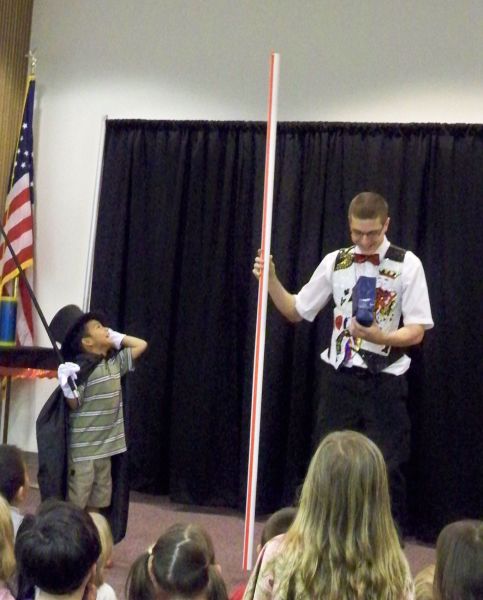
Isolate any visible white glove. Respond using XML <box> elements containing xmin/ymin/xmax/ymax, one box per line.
<box><xmin>58</xmin><ymin>362</ymin><xmax>80</xmax><ymax>399</ymax></box>
<box><xmin>108</xmin><ymin>328</ymin><xmax>125</xmax><ymax>350</ymax></box>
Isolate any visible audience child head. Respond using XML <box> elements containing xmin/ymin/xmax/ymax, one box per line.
<box><xmin>259</xmin><ymin>506</ymin><xmax>297</xmax><ymax>551</ymax></box>
<box><xmin>264</xmin><ymin>430</ymin><xmax>412</xmax><ymax>598</ymax></box>
<box><xmin>166</xmin><ymin>523</ymin><xmax>216</xmax><ymax>566</ymax></box>
<box><xmin>15</xmin><ymin>500</ymin><xmax>100</xmax><ymax>599</ymax></box>
<box><xmin>229</xmin><ymin>507</ymin><xmax>298</xmax><ymax>600</ymax></box>
<box><xmin>0</xmin><ymin>444</ymin><xmax>29</xmax><ymax>539</ymax></box>
<box><xmin>126</xmin><ymin>523</ymin><xmax>228</xmax><ymax>600</ymax></box>
<box><xmin>0</xmin><ymin>495</ymin><xmax>16</xmax><ymax>592</ymax></box>
<box><xmin>88</xmin><ymin>512</ymin><xmax>114</xmax><ymax>589</ymax></box>
<box><xmin>433</xmin><ymin>520</ymin><xmax>483</xmax><ymax>600</ymax></box>
<box><xmin>166</xmin><ymin>523</ymin><xmax>227</xmax><ymax>599</ymax></box>
<box><xmin>0</xmin><ymin>444</ymin><xmax>29</xmax><ymax>507</ymax></box>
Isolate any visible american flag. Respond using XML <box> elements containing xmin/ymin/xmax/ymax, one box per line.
<box><xmin>0</xmin><ymin>77</ymin><xmax>36</xmax><ymax>346</ymax></box>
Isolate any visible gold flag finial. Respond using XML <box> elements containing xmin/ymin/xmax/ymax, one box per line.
<box><xmin>26</xmin><ymin>49</ymin><xmax>37</xmax><ymax>76</ymax></box>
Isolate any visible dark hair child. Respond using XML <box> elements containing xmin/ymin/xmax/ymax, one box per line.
<box><xmin>126</xmin><ymin>523</ymin><xmax>228</xmax><ymax>600</ymax></box>
<box><xmin>15</xmin><ymin>500</ymin><xmax>100</xmax><ymax>598</ymax></box>
<box><xmin>0</xmin><ymin>444</ymin><xmax>29</xmax><ymax>537</ymax></box>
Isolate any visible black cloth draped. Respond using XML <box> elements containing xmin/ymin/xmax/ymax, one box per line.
<box><xmin>91</xmin><ymin>120</ymin><xmax>483</xmax><ymax>541</ymax></box>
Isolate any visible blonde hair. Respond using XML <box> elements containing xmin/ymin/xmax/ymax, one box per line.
<box><xmin>89</xmin><ymin>512</ymin><xmax>113</xmax><ymax>587</ymax></box>
<box><xmin>414</xmin><ymin>564</ymin><xmax>435</xmax><ymax>600</ymax></box>
<box><xmin>433</xmin><ymin>520</ymin><xmax>483</xmax><ymax>600</ymax></box>
<box><xmin>0</xmin><ymin>494</ymin><xmax>15</xmax><ymax>581</ymax></box>
<box><xmin>271</xmin><ymin>431</ymin><xmax>411</xmax><ymax>599</ymax></box>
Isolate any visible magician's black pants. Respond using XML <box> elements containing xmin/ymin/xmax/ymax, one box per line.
<box><xmin>314</xmin><ymin>363</ymin><xmax>411</xmax><ymax>534</ymax></box>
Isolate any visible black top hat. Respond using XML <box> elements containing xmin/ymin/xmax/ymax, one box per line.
<box><xmin>49</xmin><ymin>305</ymin><xmax>106</xmax><ymax>360</ymax></box>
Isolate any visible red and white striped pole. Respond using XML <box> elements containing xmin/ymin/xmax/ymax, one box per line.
<box><xmin>243</xmin><ymin>52</ymin><xmax>280</xmax><ymax>571</ymax></box>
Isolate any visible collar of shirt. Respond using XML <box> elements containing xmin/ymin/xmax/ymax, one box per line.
<box><xmin>354</xmin><ymin>235</ymin><xmax>390</xmax><ymax>259</ymax></box>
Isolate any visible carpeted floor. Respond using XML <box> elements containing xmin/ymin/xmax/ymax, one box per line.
<box><xmin>23</xmin><ymin>454</ymin><xmax>436</xmax><ymax>599</ymax></box>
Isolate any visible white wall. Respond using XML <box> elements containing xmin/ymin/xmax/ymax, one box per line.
<box><xmin>7</xmin><ymin>0</ymin><xmax>482</xmax><ymax>451</ymax></box>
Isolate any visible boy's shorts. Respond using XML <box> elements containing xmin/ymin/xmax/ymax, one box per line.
<box><xmin>67</xmin><ymin>455</ymin><xmax>112</xmax><ymax>509</ymax></box>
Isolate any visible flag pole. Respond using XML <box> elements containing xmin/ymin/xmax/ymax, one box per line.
<box><xmin>243</xmin><ymin>52</ymin><xmax>280</xmax><ymax>571</ymax></box>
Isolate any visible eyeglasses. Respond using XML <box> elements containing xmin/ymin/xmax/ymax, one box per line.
<box><xmin>350</xmin><ymin>226</ymin><xmax>385</xmax><ymax>240</ymax></box>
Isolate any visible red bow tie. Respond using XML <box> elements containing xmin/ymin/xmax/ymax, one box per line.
<box><xmin>353</xmin><ymin>253</ymin><xmax>380</xmax><ymax>266</ymax></box>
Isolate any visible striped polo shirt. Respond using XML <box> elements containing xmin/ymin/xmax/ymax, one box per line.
<box><xmin>68</xmin><ymin>348</ymin><xmax>133</xmax><ymax>462</ymax></box>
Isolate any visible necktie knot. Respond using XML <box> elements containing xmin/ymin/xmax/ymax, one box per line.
<box><xmin>353</xmin><ymin>253</ymin><xmax>380</xmax><ymax>266</ymax></box>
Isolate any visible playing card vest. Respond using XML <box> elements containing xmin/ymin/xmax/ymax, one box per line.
<box><xmin>329</xmin><ymin>244</ymin><xmax>406</xmax><ymax>373</ymax></box>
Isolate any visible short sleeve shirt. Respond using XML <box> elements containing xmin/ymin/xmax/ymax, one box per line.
<box><xmin>294</xmin><ymin>237</ymin><xmax>434</xmax><ymax>374</ymax></box>
<box><xmin>68</xmin><ymin>348</ymin><xmax>133</xmax><ymax>462</ymax></box>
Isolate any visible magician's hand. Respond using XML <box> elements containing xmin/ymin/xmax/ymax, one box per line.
<box><xmin>253</xmin><ymin>249</ymin><xmax>276</xmax><ymax>282</ymax></box>
<box><xmin>349</xmin><ymin>319</ymin><xmax>388</xmax><ymax>345</ymax></box>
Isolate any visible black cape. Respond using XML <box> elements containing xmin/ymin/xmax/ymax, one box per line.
<box><xmin>36</xmin><ymin>353</ymin><xmax>130</xmax><ymax>543</ymax></box>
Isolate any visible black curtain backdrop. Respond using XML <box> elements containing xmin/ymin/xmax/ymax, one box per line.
<box><xmin>91</xmin><ymin>120</ymin><xmax>483</xmax><ymax>541</ymax></box>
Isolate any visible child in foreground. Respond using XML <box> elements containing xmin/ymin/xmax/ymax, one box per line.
<box><xmin>433</xmin><ymin>519</ymin><xmax>482</xmax><ymax>600</ymax></box>
<box><xmin>126</xmin><ymin>522</ymin><xmax>228</xmax><ymax>599</ymax></box>
<box><xmin>0</xmin><ymin>444</ymin><xmax>29</xmax><ymax>538</ymax></box>
<box><xmin>244</xmin><ymin>431</ymin><xmax>414</xmax><ymax>599</ymax></box>
<box><xmin>15</xmin><ymin>500</ymin><xmax>100</xmax><ymax>600</ymax></box>
<box><xmin>230</xmin><ymin>507</ymin><xmax>297</xmax><ymax>600</ymax></box>
<box><xmin>89</xmin><ymin>512</ymin><xmax>117</xmax><ymax>600</ymax></box>
<box><xmin>0</xmin><ymin>495</ymin><xmax>16</xmax><ymax>600</ymax></box>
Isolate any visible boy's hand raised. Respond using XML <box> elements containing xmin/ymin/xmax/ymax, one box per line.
<box><xmin>107</xmin><ymin>328</ymin><xmax>125</xmax><ymax>349</ymax></box>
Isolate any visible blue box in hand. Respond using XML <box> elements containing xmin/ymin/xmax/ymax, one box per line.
<box><xmin>352</xmin><ymin>276</ymin><xmax>377</xmax><ymax>327</ymax></box>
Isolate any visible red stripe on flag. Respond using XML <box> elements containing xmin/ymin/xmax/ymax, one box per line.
<box><xmin>1</xmin><ymin>215</ymin><xmax>34</xmax><ymax>253</ymax></box>
<box><xmin>3</xmin><ymin>186</ymin><xmax>31</xmax><ymax>221</ymax></box>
